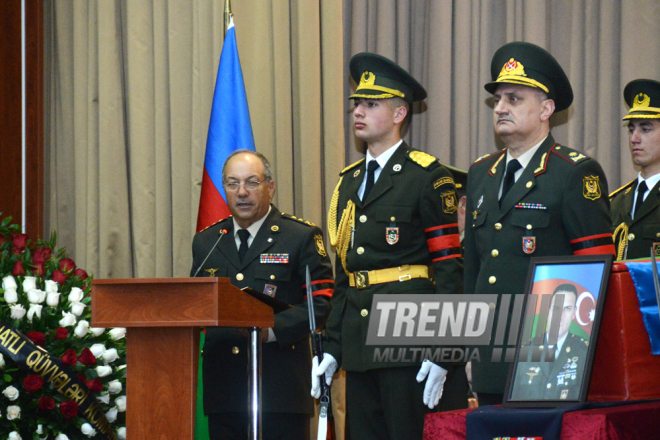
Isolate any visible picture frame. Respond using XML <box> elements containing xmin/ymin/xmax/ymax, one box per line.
<box><xmin>503</xmin><ymin>254</ymin><xmax>613</xmax><ymax>407</ymax></box>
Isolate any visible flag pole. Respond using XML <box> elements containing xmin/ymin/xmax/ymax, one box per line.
<box><xmin>224</xmin><ymin>0</ymin><xmax>232</xmax><ymax>36</ymax></box>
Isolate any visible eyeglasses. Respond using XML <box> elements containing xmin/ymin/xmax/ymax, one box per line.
<box><xmin>223</xmin><ymin>179</ymin><xmax>269</xmax><ymax>192</ymax></box>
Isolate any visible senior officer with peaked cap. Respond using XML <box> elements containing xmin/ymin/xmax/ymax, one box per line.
<box><xmin>463</xmin><ymin>42</ymin><xmax>615</xmax><ymax>406</ymax></box>
<box><xmin>312</xmin><ymin>53</ymin><xmax>468</xmax><ymax>440</ymax></box>
<box><xmin>611</xmin><ymin>79</ymin><xmax>660</xmax><ymax>260</ymax></box>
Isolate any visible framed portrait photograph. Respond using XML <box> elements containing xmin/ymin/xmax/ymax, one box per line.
<box><xmin>503</xmin><ymin>254</ymin><xmax>613</xmax><ymax>407</ymax></box>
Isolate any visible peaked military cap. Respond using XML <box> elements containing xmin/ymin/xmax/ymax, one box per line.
<box><xmin>623</xmin><ymin>79</ymin><xmax>660</xmax><ymax>120</ymax></box>
<box><xmin>349</xmin><ymin>53</ymin><xmax>427</xmax><ymax>104</ymax></box>
<box><xmin>485</xmin><ymin>42</ymin><xmax>573</xmax><ymax>112</ymax></box>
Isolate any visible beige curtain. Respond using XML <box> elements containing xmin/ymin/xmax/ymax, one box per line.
<box><xmin>44</xmin><ymin>0</ymin><xmax>345</xmax><ymax>279</ymax></box>
<box><xmin>344</xmin><ymin>0</ymin><xmax>660</xmax><ymax>192</ymax></box>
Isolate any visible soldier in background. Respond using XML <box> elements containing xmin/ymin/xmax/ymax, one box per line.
<box><xmin>611</xmin><ymin>79</ymin><xmax>660</xmax><ymax>260</ymax></box>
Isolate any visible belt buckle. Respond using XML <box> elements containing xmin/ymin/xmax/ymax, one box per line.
<box><xmin>354</xmin><ymin>271</ymin><xmax>370</xmax><ymax>289</ymax></box>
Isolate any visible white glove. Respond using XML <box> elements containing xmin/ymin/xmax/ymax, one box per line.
<box><xmin>311</xmin><ymin>353</ymin><xmax>338</xmax><ymax>399</ymax></box>
<box><xmin>416</xmin><ymin>360</ymin><xmax>447</xmax><ymax>409</ymax></box>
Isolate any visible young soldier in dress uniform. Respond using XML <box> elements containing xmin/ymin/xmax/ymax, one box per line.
<box><xmin>191</xmin><ymin>150</ymin><xmax>334</xmax><ymax>440</ymax></box>
<box><xmin>463</xmin><ymin>42</ymin><xmax>615</xmax><ymax>406</ymax></box>
<box><xmin>311</xmin><ymin>53</ymin><xmax>467</xmax><ymax>439</ymax></box>
<box><xmin>511</xmin><ymin>284</ymin><xmax>588</xmax><ymax>401</ymax></box>
<box><xmin>611</xmin><ymin>79</ymin><xmax>660</xmax><ymax>260</ymax></box>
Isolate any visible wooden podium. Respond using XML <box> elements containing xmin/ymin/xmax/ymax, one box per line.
<box><xmin>91</xmin><ymin>277</ymin><xmax>274</xmax><ymax>440</ymax></box>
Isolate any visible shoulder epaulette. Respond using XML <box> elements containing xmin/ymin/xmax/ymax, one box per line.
<box><xmin>339</xmin><ymin>159</ymin><xmax>365</xmax><ymax>176</ymax></box>
<box><xmin>281</xmin><ymin>212</ymin><xmax>316</xmax><ymax>227</ymax></box>
<box><xmin>471</xmin><ymin>150</ymin><xmax>505</xmax><ymax>167</ymax></box>
<box><xmin>609</xmin><ymin>179</ymin><xmax>636</xmax><ymax>199</ymax></box>
<box><xmin>198</xmin><ymin>216</ymin><xmax>231</xmax><ymax>233</ymax></box>
<box><xmin>408</xmin><ymin>150</ymin><xmax>438</xmax><ymax>168</ymax></box>
<box><xmin>550</xmin><ymin>144</ymin><xmax>590</xmax><ymax>165</ymax></box>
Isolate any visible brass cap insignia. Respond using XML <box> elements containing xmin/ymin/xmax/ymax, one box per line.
<box><xmin>634</xmin><ymin>92</ymin><xmax>651</xmax><ymax>108</ymax></box>
<box><xmin>499</xmin><ymin>58</ymin><xmax>527</xmax><ymax>78</ymax></box>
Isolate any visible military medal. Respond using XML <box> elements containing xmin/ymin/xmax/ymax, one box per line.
<box><xmin>653</xmin><ymin>242</ymin><xmax>660</xmax><ymax>257</ymax></box>
<box><xmin>386</xmin><ymin>224</ymin><xmax>399</xmax><ymax>245</ymax></box>
<box><xmin>522</xmin><ymin>236</ymin><xmax>536</xmax><ymax>254</ymax></box>
<box><xmin>264</xmin><ymin>284</ymin><xmax>277</xmax><ymax>297</ymax></box>
<box><xmin>204</xmin><ymin>268</ymin><xmax>219</xmax><ymax>277</ymax></box>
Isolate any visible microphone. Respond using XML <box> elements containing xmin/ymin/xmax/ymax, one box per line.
<box><xmin>193</xmin><ymin>228</ymin><xmax>228</xmax><ymax>277</ymax></box>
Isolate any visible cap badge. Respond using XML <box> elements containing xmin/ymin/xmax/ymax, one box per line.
<box><xmin>634</xmin><ymin>92</ymin><xmax>651</xmax><ymax>108</ymax></box>
<box><xmin>499</xmin><ymin>58</ymin><xmax>527</xmax><ymax>79</ymax></box>
<box><xmin>359</xmin><ymin>71</ymin><xmax>376</xmax><ymax>87</ymax></box>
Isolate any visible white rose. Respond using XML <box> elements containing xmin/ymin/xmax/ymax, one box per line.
<box><xmin>46</xmin><ymin>291</ymin><xmax>60</xmax><ymax>306</ymax></box>
<box><xmin>116</xmin><ymin>427</ymin><xmax>126</xmax><ymax>440</ymax></box>
<box><xmin>97</xmin><ymin>393</ymin><xmax>110</xmax><ymax>404</ymax></box>
<box><xmin>45</xmin><ymin>280</ymin><xmax>58</xmax><ymax>293</ymax></box>
<box><xmin>55</xmin><ymin>435</ymin><xmax>70</xmax><ymax>440</ymax></box>
<box><xmin>27</xmin><ymin>289</ymin><xmax>46</xmax><ymax>304</ymax></box>
<box><xmin>36</xmin><ymin>424</ymin><xmax>44</xmax><ymax>434</ymax></box>
<box><xmin>0</xmin><ymin>353</ymin><xmax>5</xmax><ymax>368</ymax></box>
<box><xmin>22</xmin><ymin>276</ymin><xmax>37</xmax><ymax>292</ymax></box>
<box><xmin>117</xmin><ymin>364</ymin><xmax>127</xmax><ymax>378</ymax></box>
<box><xmin>2</xmin><ymin>276</ymin><xmax>17</xmax><ymax>291</ymax></box>
<box><xmin>68</xmin><ymin>287</ymin><xmax>84</xmax><ymax>303</ymax></box>
<box><xmin>105</xmin><ymin>407</ymin><xmax>118</xmax><ymax>423</ymax></box>
<box><xmin>89</xmin><ymin>343</ymin><xmax>106</xmax><ymax>358</ymax></box>
<box><xmin>115</xmin><ymin>395</ymin><xmax>126</xmax><ymax>412</ymax></box>
<box><xmin>90</xmin><ymin>327</ymin><xmax>105</xmax><ymax>337</ymax></box>
<box><xmin>102</xmin><ymin>348</ymin><xmax>119</xmax><ymax>364</ymax></box>
<box><xmin>109</xmin><ymin>328</ymin><xmax>126</xmax><ymax>341</ymax></box>
<box><xmin>96</xmin><ymin>366</ymin><xmax>112</xmax><ymax>378</ymax></box>
<box><xmin>8</xmin><ymin>431</ymin><xmax>21</xmax><ymax>440</ymax></box>
<box><xmin>59</xmin><ymin>311</ymin><xmax>76</xmax><ymax>327</ymax></box>
<box><xmin>70</xmin><ymin>301</ymin><xmax>86</xmax><ymax>316</ymax></box>
<box><xmin>3</xmin><ymin>386</ymin><xmax>19</xmax><ymax>401</ymax></box>
<box><xmin>10</xmin><ymin>304</ymin><xmax>26</xmax><ymax>320</ymax></box>
<box><xmin>107</xmin><ymin>380</ymin><xmax>122</xmax><ymax>394</ymax></box>
<box><xmin>6</xmin><ymin>405</ymin><xmax>20</xmax><ymax>420</ymax></box>
<box><xmin>74</xmin><ymin>320</ymin><xmax>90</xmax><ymax>338</ymax></box>
<box><xmin>27</xmin><ymin>304</ymin><xmax>43</xmax><ymax>322</ymax></box>
<box><xmin>4</xmin><ymin>289</ymin><xmax>18</xmax><ymax>304</ymax></box>
<box><xmin>81</xmin><ymin>423</ymin><xmax>96</xmax><ymax>437</ymax></box>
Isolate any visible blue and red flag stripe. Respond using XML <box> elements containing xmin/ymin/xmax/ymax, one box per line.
<box><xmin>570</xmin><ymin>233</ymin><xmax>616</xmax><ymax>256</ymax></box>
<box><xmin>425</xmin><ymin>224</ymin><xmax>461</xmax><ymax>262</ymax></box>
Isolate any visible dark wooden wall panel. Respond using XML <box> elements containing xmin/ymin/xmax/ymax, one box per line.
<box><xmin>0</xmin><ymin>0</ymin><xmax>44</xmax><ymax>238</ymax></box>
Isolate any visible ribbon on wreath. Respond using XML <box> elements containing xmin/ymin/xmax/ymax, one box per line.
<box><xmin>0</xmin><ymin>321</ymin><xmax>116</xmax><ymax>440</ymax></box>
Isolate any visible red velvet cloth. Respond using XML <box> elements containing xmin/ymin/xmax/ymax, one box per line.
<box><xmin>423</xmin><ymin>401</ymin><xmax>660</xmax><ymax>440</ymax></box>
<box><xmin>588</xmin><ymin>263</ymin><xmax>660</xmax><ymax>401</ymax></box>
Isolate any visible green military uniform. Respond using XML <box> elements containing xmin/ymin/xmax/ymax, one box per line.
<box><xmin>464</xmin><ymin>42</ymin><xmax>615</xmax><ymax>398</ymax></box>
<box><xmin>611</xmin><ymin>79</ymin><xmax>660</xmax><ymax>260</ymax></box>
<box><xmin>190</xmin><ymin>206</ymin><xmax>334</xmax><ymax>433</ymax></box>
<box><xmin>324</xmin><ymin>53</ymin><xmax>467</xmax><ymax>440</ymax></box>
<box><xmin>511</xmin><ymin>332</ymin><xmax>588</xmax><ymax>401</ymax></box>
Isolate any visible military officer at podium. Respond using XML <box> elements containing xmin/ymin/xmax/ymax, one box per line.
<box><xmin>463</xmin><ymin>42</ymin><xmax>615</xmax><ymax>406</ymax></box>
<box><xmin>312</xmin><ymin>53</ymin><xmax>467</xmax><ymax>440</ymax></box>
<box><xmin>611</xmin><ymin>79</ymin><xmax>660</xmax><ymax>260</ymax></box>
<box><xmin>191</xmin><ymin>150</ymin><xmax>334</xmax><ymax>440</ymax></box>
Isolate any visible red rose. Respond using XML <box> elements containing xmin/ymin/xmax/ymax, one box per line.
<box><xmin>77</xmin><ymin>373</ymin><xmax>87</xmax><ymax>383</ymax></box>
<box><xmin>33</xmin><ymin>247</ymin><xmax>52</xmax><ymax>264</ymax></box>
<box><xmin>54</xmin><ymin>327</ymin><xmax>69</xmax><ymax>340</ymax></box>
<box><xmin>60</xmin><ymin>348</ymin><xmax>77</xmax><ymax>366</ymax></box>
<box><xmin>86</xmin><ymin>378</ymin><xmax>103</xmax><ymax>393</ymax></box>
<box><xmin>59</xmin><ymin>258</ymin><xmax>76</xmax><ymax>272</ymax></box>
<box><xmin>38</xmin><ymin>395</ymin><xmax>55</xmax><ymax>411</ymax></box>
<box><xmin>11</xmin><ymin>260</ymin><xmax>25</xmax><ymax>276</ymax></box>
<box><xmin>34</xmin><ymin>261</ymin><xmax>45</xmax><ymax>277</ymax></box>
<box><xmin>59</xmin><ymin>400</ymin><xmax>79</xmax><ymax>419</ymax></box>
<box><xmin>26</xmin><ymin>331</ymin><xmax>46</xmax><ymax>347</ymax></box>
<box><xmin>23</xmin><ymin>375</ymin><xmax>44</xmax><ymax>392</ymax></box>
<box><xmin>73</xmin><ymin>268</ymin><xmax>89</xmax><ymax>280</ymax></box>
<box><xmin>51</xmin><ymin>270</ymin><xmax>67</xmax><ymax>284</ymax></box>
<box><xmin>11</xmin><ymin>246</ymin><xmax>23</xmax><ymax>255</ymax></box>
<box><xmin>78</xmin><ymin>348</ymin><xmax>97</xmax><ymax>366</ymax></box>
<box><xmin>12</xmin><ymin>233</ymin><xmax>28</xmax><ymax>249</ymax></box>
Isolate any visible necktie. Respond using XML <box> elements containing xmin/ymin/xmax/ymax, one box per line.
<box><xmin>632</xmin><ymin>181</ymin><xmax>648</xmax><ymax>220</ymax></box>
<box><xmin>363</xmin><ymin>160</ymin><xmax>380</xmax><ymax>201</ymax></box>
<box><xmin>500</xmin><ymin>159</ymin><xmax>522</xmax><ymax>206</ymax></box>
<box><xmin>237</xmin><ymin>229</ymin><xmax>250</xmax><ymax>262</ymax></box>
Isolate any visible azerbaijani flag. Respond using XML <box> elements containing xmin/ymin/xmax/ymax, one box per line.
<box><xmin>196</xmin><ymin>16</ymin><xmax>255</xmax><ymax>233</ymax></box>
<box><xmin>195</xmin><ymin>16</ymin><xmax>255</xmax><ymax>440</ymax></box>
